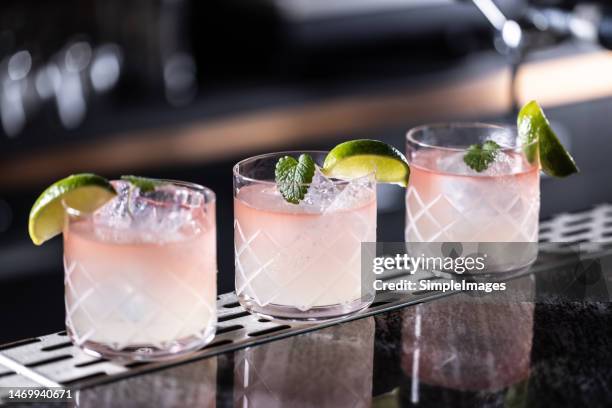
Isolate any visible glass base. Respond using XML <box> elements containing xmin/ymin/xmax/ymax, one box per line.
<box><xmin>69</xmin><ymin>325</ymin><xmax>216</xmax><ymax>362</ymax></box>
<box><xmin>238</xmin><ymin>294</ymin><xmax>373</xmax><ymax>323</ymax></box>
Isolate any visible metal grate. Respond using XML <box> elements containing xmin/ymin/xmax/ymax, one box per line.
<box><xmin>539</xmin><ymin>204</ymin><xmax>612</xmax><ymax>243</ymax></box>
<box><xmin>1</xmin><ymin>203</ymin><xmax>612</xmax><ymax>397</ymax></box>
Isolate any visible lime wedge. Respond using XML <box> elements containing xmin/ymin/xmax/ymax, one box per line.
<box><xmin>518</xmin><ymin>100</ymin><xmax>579</xmax><ymax>177</ymax></box>
<box><xmin>323</xmin><ymin>139</ymin><xmax>410</xmax><ymax>186</ymax></box>
<box><xmin>29</xmin><ymin>173</ymin><xmax>116</xmax><ymax>245</ymax></box>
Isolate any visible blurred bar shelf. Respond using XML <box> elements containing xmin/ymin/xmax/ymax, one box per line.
<box><xmin>2</xmin><ymin>43</ymin><xmax>612</xmax><ymax>188</ymax></box>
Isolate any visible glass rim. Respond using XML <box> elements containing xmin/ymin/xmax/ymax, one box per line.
<box><xmin>62</xmin><ymin>178</ymin><xmax>216</xmax><ymax>218</ymax></box>
<box><xmin>406</xmin><ymin>122</ymin><xmax>538</xmax><ymax>152</ymax></box>
<box><xmin>233</xmin><ymin>150</ymin><xmax>375</xmax><ymax>186</ymax></box>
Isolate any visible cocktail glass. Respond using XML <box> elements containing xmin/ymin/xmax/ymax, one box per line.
<box><xmin>233</xmin><ymin>151</ymin><xmax>377</xmax><ymax>321</ymax></box>
<box><xmin>63</xmin><ymin>180</ymin><xmax>217</xmax><ymax>360</ymax></box>
<box><xmin>405</xmin><ymin>124</ymin><xmax>540</xmax><ymax>273</ymax></box>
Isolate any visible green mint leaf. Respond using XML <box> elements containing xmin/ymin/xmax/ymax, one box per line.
<box><xmin>463</xmin><ymin>140</ymin><xmax>501</xmax><ymax>172</ymax></box>
<box><xmin>275</xmin><ymin>154</ymin><xmax>315</xmax><ymax>204</ymax></box>
<box><xmin>120</xmin><ymin>175</ymin><xmax>161</xmax><ymax>193</ymax></box>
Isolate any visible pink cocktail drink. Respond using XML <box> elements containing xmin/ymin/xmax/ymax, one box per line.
<box><xmin>63</xmin><ymin>180</ymin><xmax>217</xmax><ymax>360</ymax></box>
<box><xmin>405</xmin><ymin>124</ymin><xmax>540</xmax><ymax>273</ymax></box>
<box><xmin>234</xmin><ymin>152</ymin><xmax>377</xmax><ymax>321</ymax></box>
<box><xmin>406</xmin><ymin>149</ymin><xmax>539</xmax><ymax>242</ymax></box>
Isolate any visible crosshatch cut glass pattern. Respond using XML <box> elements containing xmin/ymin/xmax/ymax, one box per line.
<box><xmin>233</xmin><ymin>151</ymin><xmax>377</xmax><ymax>321</ymax></box>
<box><xmin>405</xmin><ymin>124</ymin><xmax>540</xmax><ymax>243</ymax></box>
<box><xmin>63</xmin><ymin>180</ymin><xmax>217</xmax><ymax>360</ymax></box>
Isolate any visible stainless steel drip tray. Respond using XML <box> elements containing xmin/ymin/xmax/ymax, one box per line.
<box><xmin>0</xmin><ymin>290</ymin><xmax>447</xmax><ymax>393</ymax></box>
<box><xmin>1</xmin><ymin>203</ymin><xmax>611</xmax><ymax>396</ymax></box>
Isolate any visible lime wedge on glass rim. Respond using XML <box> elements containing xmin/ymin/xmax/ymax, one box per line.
<box><xmin>322</xmin><ymin>139</ymin><xmax>410</xmax><ymax>186</ymax></box>
<box><xmin>28</xmin><ymin>173</ymin><xmax>116</xmax><ymax>245</ymax></box>
<box><xmin>518</xmin><ymin>100</ymin><xmax>579</xmax><ymax>177</ymax></box>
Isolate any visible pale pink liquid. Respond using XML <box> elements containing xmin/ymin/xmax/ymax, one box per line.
<box><xmin>234</xmin><ymin>184</ymin><xmax>376</xmax><ymax>310</ymax></box>
<box><xmin>406</xmin><ymin>149</ymin><xmax>540</xmax><ymax>242</ymax></box>
<box><xmin>64</xmin><ymin>210</ymin><xmax>216</xmax><ymax>350</ymax></box>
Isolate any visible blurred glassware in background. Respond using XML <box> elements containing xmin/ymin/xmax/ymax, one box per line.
<box><xmin>4</xmin><ymin>0</ymin><xmax>611</xmax><ymax>141</ymax></box>
<box><xmin>0</xmin><ymin>41</ymin><xmax>122</xmax><ymax>136</ymax></box>
<box><xmin>1</xmin><ymin>50</ymin><xmax>31</xmax><ymax>136</ymax></box>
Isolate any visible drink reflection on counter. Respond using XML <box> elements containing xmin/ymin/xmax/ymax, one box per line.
<box><xmin>72</xmin><ymin>356</ymin><xmax>217</xmax><ymax>408</ymax></box>
<box><xmin>400</xmin><ymin>275</ymin><xmax>535</xmax><ymax>404</ymax></box>
<box><xmin>234</xmin><ymin>317</ymin><xmax>375</xmax><ymax>408</ymax></box>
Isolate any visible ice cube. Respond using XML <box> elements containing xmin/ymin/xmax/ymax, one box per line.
<box><xmin>437</xmin><ymin>151</ymin><xmax>472</xmax><ymax>175</ymax></box>
<box><xmin>326</xmin><ymin>174</ymin><xmax>374</xmax><ymax>213</ymax></box>
<box><xmin>482</xmin><ymin>150</ymin><xmax>519</xmax><ymax>176</ymax></box>
<box><xmin>438</xmin><ymin>150</ymin><xmax>526</xmax><ymax>220</ymax></box>
<box><xmin>93</xmin><ymin>180</ymin><xmax>132</xmax><ymax>232</ymax></box>
<box><xmin>93</xmin><ymin>181</ymin><xmax>204</xmax><ymax>243</ymax></box>
<box><xmin>437</xmin><ymin>149</ymin><xmax>521</xmax><ymax>177</ymax></box>
<box><xmin>300</xmin><ymin>167</ymin><xmax>341</xmax><ymax>212</ymax></box>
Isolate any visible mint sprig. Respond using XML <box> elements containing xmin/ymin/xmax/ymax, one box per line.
<box><xmin>463</xmin><ymin>140</ymin><xmax>501</xmax><ymax>172</ymax></box>
<box><xmin>120</xmin><ymin>175</ymin><xmax>161</xmax><ymax>193</ymax></box>
<box><xmin>275</xmin><ymin>154</ymin><xmax>315</xmax><ymax>204</ymax></box>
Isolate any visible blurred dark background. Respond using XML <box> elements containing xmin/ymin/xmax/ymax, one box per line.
<box><xmin>2</xmin><ymin>0</ymin><xmax>612</xmax><ymax>344</ymax></box>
